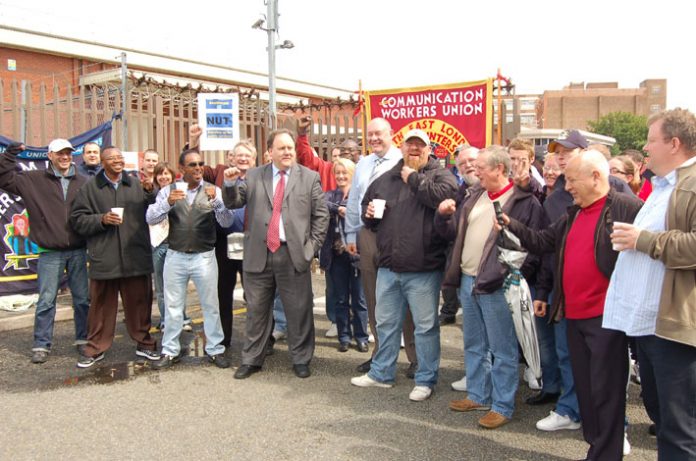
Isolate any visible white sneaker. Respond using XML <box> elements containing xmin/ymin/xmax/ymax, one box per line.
<box><xmin>368</xmin><ymin>333</ymin><xmax>375</xmax><ymax>344</ymax></box>
<box><xmin>624</xmin><ymin>433</ymin><xmax>631</xmax><ymax>456</ymax></box>
<box><xmin>400</xmin><ymin>334</ymin><xmax>405</xmax><ymax>348</ymax></box>
<box><xmin>325</xmin><ymin>323</ymin><xmax>338</xmax><ymax>338</ymax></box>
<box><xmin>272</xmin><ymin>330</ymin><xmax>286</xmax><ymax>341</ymax></box>
<box><xmin>536</xmin><ymin>411</ymin><xmax>581</xmax><ymax>431</ymax></box>
<box><xmin>409</xmin><ymin>385</ymin><xmax>432</xmax><ymax>401</ymax></box>
<box><xmin>451</xmin><ymin>376</ymin><xmax>467</xmax><ymax>392</ymax></box>
<box><xmin>524</xmin><ymin>366</ymin><xmax>542</xmax><ymax>390</ymax></box>
<box><xmin>350</xmin><ymin>374</ymin><xmax>393</xmax><ymax>388</ymax></box>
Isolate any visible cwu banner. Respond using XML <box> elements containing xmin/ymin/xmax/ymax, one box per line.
<box><xmin>0</xmin><ymin>121</ymin><xmax>113</xmax><ymax>294</ymax></box>
<box><xmin>364</xmin><ymin>79</ymin><xmax>493</xmax><ymax>160</ymax></box>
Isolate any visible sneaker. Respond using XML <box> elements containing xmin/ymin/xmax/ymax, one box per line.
<box><xmin>449</xmin><ymin>398</ymin><xmax>490</xmax><ymax>412</ymax></box>
<box><xmin>182</xmin><ymin>321</ymin><xmax>193</xmax><ymax>332</ymax></box>
<box><xmin>152</xmin><ymin>353</ymin><xmax>181</xmax><ymax>369</ymax></box>
<box><xmin>272</xmin><ymin>330</ymin><xmax>286</xmax><ymax>341</ymax></box>
<box><xmin>136</xmin><ymin>348</ymin><xmax>161</xmax><ymax>361</ymax></box>
<box><xmin>368</xmin><ymin>333</ymin><xmax>375</xmax><ymax>344</ymax></box>
<box><xmin>623</xmin><ymin>433</ymin><xmax>631</xmax><ymax>456</ymax></box>
<box><xmin>409</xmin><ymin>385</ymin><xmax>432</xmax><ymax>401</ymax></box>
<box><xmin>77</xmin><ymin>352</ymin><xmax>105</xmax><ymax>369</ymax></box>
<box><xmin>479</xmin><ymin>411</ymin><xmax>511</xmax><ymax>429</ymax></box>
<box><xmin>206</xmin><ymin>353</ymin><xmax>230</xmax><ymax>369</ymax></box>
<box><xmin>524</xmin><ymin>366</ymin><xmax>542</xmax><ymax>390</ymax></box>
<box><xmin>630</xmin><ymin>359</ymin><xmax>641</xmax><ymax>385</ymax></box>
<box><xmin>536</xmin><ymin>411</ymin><xmax>581</xmax><ymax>431</ymax></box>
<box><xmin>325</xmin><ymin>323</ymin><xmax>338</xmax><ymax>338</ymax></box>
<box><xmin>31</xmin><ymin>350</ymin><xmax>49</xmax><ymax>364</ymax></box>
<box><xmin>451</xmin><ymin>376</ymin><xmax>467</xmax><ymax>392</ymax></box>
<box><xmin>350</xmin><ymin>374</ymin><xmax>393</xmax><ymax>388</ymax></box>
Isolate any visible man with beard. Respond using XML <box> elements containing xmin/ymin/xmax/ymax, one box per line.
<box><xmin>146</xmin><ymin>149</ymin><xmax>234</xmax><ymax>369</ymax></box>
<box><xmin>350</xmin><ymin>129</ymin><xmax>458</xmax><ymax>401</ymax></box>
<box><xmin>70</xmin><ymin>146</ymin><xmax>159</xmax><ymax>368</ymax></box>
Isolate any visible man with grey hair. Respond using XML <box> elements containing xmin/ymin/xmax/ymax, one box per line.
<box><xmin>497</xmin><ymin>150</ymin><xmax>642</xmax><ymax>458</ymax></box>
<box><xmin>436</xmin><ymin>145</ymin><xmax>544</xmax><ymax>429</ymax></box>
<box><xmin>606</xmin><ymin>108</ymin><xmax>696</xmax><ymax>460</ymax></box>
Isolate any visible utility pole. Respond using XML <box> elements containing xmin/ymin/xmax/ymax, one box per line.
<box><xmin>267</xmin><ymin>0</ymin><xmax>278</xmax><ymax>129</ymax></box>
<box><xmin>120</xmin><ymin>52</ymin><xmax>128</xmax><ymax>150</ymax></box>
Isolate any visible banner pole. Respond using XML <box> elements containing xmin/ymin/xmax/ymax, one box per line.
<box><xmin>496</xmin><ymin>68</ymin><xmax>502</xmax><ymax>145</ymax></box>
<box><xmin>358</xmin><ymin>80</ymin><xmax>366</xmax><ymax>157</ymax></box>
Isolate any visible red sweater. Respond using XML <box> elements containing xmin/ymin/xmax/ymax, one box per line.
<box><xmin>562</xmin><ymin>196</ymin><xmax>609</xmax><ymax>319</ymax></box>
<box><xmin>296</xmin><ymin>134</ymin><xmax>336</xmax><ymax>192</ymax></box>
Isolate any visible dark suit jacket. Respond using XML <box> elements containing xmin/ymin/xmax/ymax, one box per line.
<box><xmin>224</xmin><ymin>163</ymin><xmax>329</xmax><ymax>273</ymax></box>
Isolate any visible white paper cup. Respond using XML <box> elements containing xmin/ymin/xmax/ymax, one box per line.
<box><xmin>111</xmin><ymin>207</ymin><xmax>124</xmax><ymax>221</ymax></box>
<box><xmin>612</xmin><ymin>221</ymin><xmax>627</xmax><ymax>251</ymax></box>
<box><xmin>372</xmin><ymin>199</ymin><xmax>386</xmax><ymax>219</ymax></box>
<box><xmin>175</xmin><ymin>182</ymin><xmax>187</xmax><ymax>191</ymax></box>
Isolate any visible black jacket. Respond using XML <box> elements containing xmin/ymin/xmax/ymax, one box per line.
<box><xmin>436</xmin><ymin>184</ymin><xmax>544</xmax><ymax>294</ymax></box>
<box><xmin>0</xmin><ymin>153</ymin><xmax>86</xmax><ymax>250</ymax></box>
<box><xmin>507</xmin><ymin>189</ymin><xmax>643</xmax><ymax>321</ymax></box>
<box><xmin>362</xmin><ymin>158</ymin><xmax>458</xmax><ymax>273</ymax></box>
<box><xmin>70</xmin><ymin>171</ymin><xmax>155</xmax><ymax>280</ymax></box>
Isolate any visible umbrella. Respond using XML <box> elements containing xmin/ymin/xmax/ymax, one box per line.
<box><xmin>497</xmin><ymin>226</ymin><xmax>542</xmax><ymax>383</ymax></box>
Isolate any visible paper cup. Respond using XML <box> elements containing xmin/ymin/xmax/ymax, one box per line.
<box><xmin>612</xmin><ymin>221</ymin><xmax>627</xmax><ymax>251</ymax></box>
<box><xmin>175</xmin><ymin>182</ymin><xmax>187</xmax><ymax>191</ymax></box>
<box><xmin>111</xmin><ymin>207</ymin><xmax>124</xmax><ymax>221</ymax></box>
<box><xmin>372</xmin><ymin>199</ymin><xmax>386</xmax><ymax>219</ymax></box>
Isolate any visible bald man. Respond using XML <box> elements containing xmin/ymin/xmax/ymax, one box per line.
<box><xmin>499</xmin><ymin>150</ymin><xmax>642</xmax><ymax>461</ymax></box>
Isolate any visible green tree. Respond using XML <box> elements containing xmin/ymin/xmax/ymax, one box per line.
<box><xmin>587</xmin><ymin>112</ymin><xmax>648</xmax><ymax>156</ymax></box>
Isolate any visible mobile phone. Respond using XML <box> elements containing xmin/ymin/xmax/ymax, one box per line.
<box><xmin>493</xmin><ymin>201</ymin><xmax>505</xmax><ymax>226</ymax></box>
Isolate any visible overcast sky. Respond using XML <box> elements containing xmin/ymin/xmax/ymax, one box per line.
<box><xmin>1</xmin><ymin>0</ymin><xmax>694</xmax><ymax>112</ymax></box>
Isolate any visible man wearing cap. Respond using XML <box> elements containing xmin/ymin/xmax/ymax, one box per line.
<box><xmin>350</xmin><ymin>129</ymin><xmax>458</xmax><ymax>402</ymax></box>
<box><xmin>0</xmin><ymin>139</ymin><xmax>90</xmax><ymax>364</ymax></box>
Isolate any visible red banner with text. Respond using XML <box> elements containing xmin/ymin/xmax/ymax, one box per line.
<box><xmin>364</xmin><ymin>79</ymin><xmax>492</xmax><ymax>160</ymax></box>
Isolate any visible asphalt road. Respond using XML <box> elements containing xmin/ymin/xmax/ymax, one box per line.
<box><xmin>0</xmin><ymin>286</ymin><xmax>656</xmax><ymax>461</ymax></box>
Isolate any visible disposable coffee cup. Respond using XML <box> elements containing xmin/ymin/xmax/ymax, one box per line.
<box><xmin>111</xmin><ymin>207</ymin><xmax>124</xmax><ymax>221</ymax></box>
<box><xmin>175</xmin><ymin>182</ymin><xmax>187</xmax><ymax>191</ymax></box>
<box><xmin>372</xmin><ymin>199</ymin><xmax>386</xmax><ymax>219</ymax></box>
<box><xmin>612</xmin><ymin>221</ymin><xmax>627</xmax><ymax>251</ymax></box>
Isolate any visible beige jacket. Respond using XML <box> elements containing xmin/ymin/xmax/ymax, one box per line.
<box><xmin>636</xmin><ymin>160</ymin><xmax>696</xmax><ymax>347</ymax></box>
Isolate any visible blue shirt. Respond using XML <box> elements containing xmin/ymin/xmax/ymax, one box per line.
<box><xmin>344</xmin><ymin>145</ymin><xmax>402</xmax><ymax>245</ymax></box>
<box><xmin>603</xmin><ymin>157</ymin><xmax>696</xmax><ymax>336</ymax></box>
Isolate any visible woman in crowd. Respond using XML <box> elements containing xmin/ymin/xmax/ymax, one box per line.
<box><xmin>541</xmin><ymin>153</ymin><xmax>561</xmax><ymax>198</ymax></box>
<box><xmin>149</xmin><ymin>162</ymin><xmax>191</xmax><ymax>331</ymax></box>
<box><xmin>608</xmin><ymin>155</ymin><xmax>641</xmax><ymax>195</ymax></box>
<box><xmin>319</xmin><ymin>158</ymin><xmax>369</xmax><ymax>353</ymax></box>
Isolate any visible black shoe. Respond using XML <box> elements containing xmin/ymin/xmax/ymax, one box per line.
<box><xmin>525</xmin><ymin>391</ymin><xmax>560</xmax><ymax>405</ymax></box>
<box><xmin>338</xmin><ymin>342</ymin><xmax>350</xmax><ymax>353</ymax></box>
<box><xmin>293</xmin><ymin>364</ymin><xmax>311</xmax><ymax>378</ymax></box>
<box><xmin>206</xmin><ymin>353</ymin><xmax>230</xmax><ymax>369</ymax></box>
<box><xmin>31</xmin><ymin>350</ymin><xmax>49</xmax><ymax>364</ymax></box>
<box><xmin>356</xmin><ymin>359</ymin><xmax>372</xmax><ymax>373</ymax></box>
<box><xmin>265</xmin><ymin>341</ymin><xmax>274</xmax><ymax>356</ymax></box>
<box><xmin>356</xmin><ymin>341</ymin><xmax>369</xmax><ymax>353</ymax></box>
<box><xmin>152</xmin><ymin>353</ymin><xmax>181</xmax><ymax>369</ymax></box>
<box><xmin>439</xmin><ymin>313</ymin><xmax>456</xmax><ymax>325</ymax></box>
<box><xmin>405</xmin><ymin>362</ymin><xmax>418</xmax><ymax>379</ymax></box>
<box><xmin>648</xmin><ymin>423</ymin><xmax>657</xmax><ymax>437</ymax></box>
<box><xmin>234</xmin><ymin>364</ymin><xmax>261</xmax><ymax>379</ymax></box>
<box><xmin>77</xmin><ymin>352</ymin><xmax>105</xmax><ymax>369</ymax></box>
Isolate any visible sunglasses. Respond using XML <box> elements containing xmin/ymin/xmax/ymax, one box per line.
<box><xmin>187</xmin><ymin>161</ymin><xmax>204</xmax><ymax>168</ymax></box>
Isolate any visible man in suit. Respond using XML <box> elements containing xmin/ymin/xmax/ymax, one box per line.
<box><xmin>223</xmin><ymin>129</ymin><xmax>329</xmax><ymax>379</ymax></box>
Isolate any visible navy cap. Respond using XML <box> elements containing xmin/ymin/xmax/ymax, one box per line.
<box><xmin>548</xmin><ymin>130</ymin><xmax>588</xmax><ymax>152</ymax></box>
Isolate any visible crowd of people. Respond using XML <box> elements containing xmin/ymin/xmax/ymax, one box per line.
<box><xmin>2</xmin><ymin>107</ymin><xmax>695</xmax><ymax>461</ymax></box>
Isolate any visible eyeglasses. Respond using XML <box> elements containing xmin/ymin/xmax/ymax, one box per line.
<box><xmin>103</xmin><ymin>155</ymin><xmax>124</xmax><ymax>161</ymax></box>
<box><xmin>609</xmin><ymin>168</ymin><xmax>627</xmax><ymax>175</ymax></box>
<box><xmin>542</xmin><ymin>166</ymin><xmax>561</xmax><ymax>173</ymax></box>
<box><xmin>187</xmin><ymin>161</ymin><xmax>205</xmax><ymax>168</ymax></box>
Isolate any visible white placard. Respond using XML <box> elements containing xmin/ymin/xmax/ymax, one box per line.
<box><xmin>197</xmin><ymin>93</ymin><xmax>240</xmax><ymax>151</ymax></box>
<box><xmin>121</xmin><ymin>151</ymin><xmax>140</xmax><ymax>172</ymax></box>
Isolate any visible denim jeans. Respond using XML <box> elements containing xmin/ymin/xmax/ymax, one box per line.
<box><xmin>161</xmin><ymin>249</ymin><xmax>224</xmax><ymax>356</ymax></box>
<box><xmin>33</xmin><ymin>249</ymin><xmax>90</xmax><ymax>351</ymax></box>
<box><xmin>459</xmin><ymin>274</ymin><xmax>518</xmax><ymax>418</ymax></box>
<box><xmin>329</xmin><ymin>252</ymin><xmax>368</xmax><ymax>344</ymax></box>
<box><xmin>368</xmin><ymin>268</ymin><xmax>441</xmax><ymax>387</ymax></box>
<box><xmin>272</xmin><ymin>291</ymin><xmax>287</xmax><ymax>334</ymax></box>
<box><xmin>325</xmin><ymin>272</ymin><xmax>337</xmax><ymax>324</ymax></box>
<box><xmin>151</xmin><ymin>242</ymin><xmax>189</xmax><ymax>327</ymax></box>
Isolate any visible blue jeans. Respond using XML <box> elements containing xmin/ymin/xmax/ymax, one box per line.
<box><xmin>152</xmin><ymin>242</ymin><xmax>189</xmax><ymax>327</ymax></box>
<box><xmin>272</xmin><ymin>291</ymin><xmax>286</xmax><ymax>334</ymax></box>
<box><xmin>161</xmin><ymin>249</ymin><xmax>224</xmax><ymax>356</ymax></box>
<box><xmin>368</xmin><ymin>268</ymin><xmax>441</xmax><ymax>387</ymax></box>
<box><xmin>329</xmin><ymin>252</ymin><xmax>368</xmax><ymax>344</ymax></box>
<box><xmin>33</xmin><ymin>249</ymin><xmax>90</xmax><ymax>351</ymax></box>
<box><xmin>459</xmin><ymin>274</ymin><xmax>518</xmax><ymax>418</ymax></box>
<box><xmin>325</xmin><ymin>272</ymin><xmax>337</xmax><ymax>324</ymax></box>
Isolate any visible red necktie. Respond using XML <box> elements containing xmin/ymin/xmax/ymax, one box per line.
<box><xmin>267</xmin><ymin>170</ymin><xmax>285</xmax><ymax>252</ymax></box>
